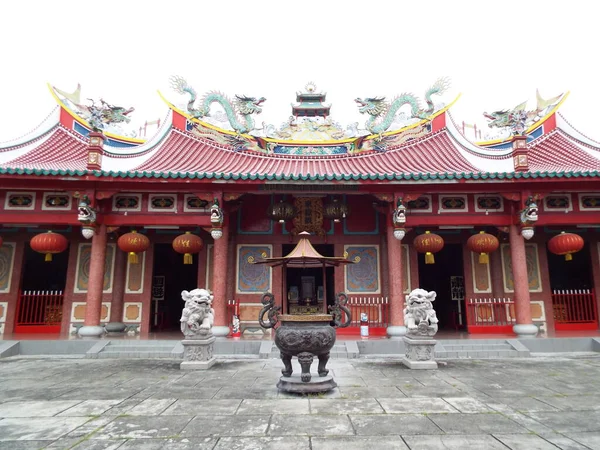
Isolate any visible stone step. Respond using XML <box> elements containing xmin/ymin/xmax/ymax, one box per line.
<box><xmin>442</xmin><ymin>344</ymin><xmax>513</xmax><ymax>351</ymax></box>
<box><xmin>436</xmin><ymin>349</ymin><xmax>520</xmax><ymax>359</ymax></box>
<box><xmin>102</xmin><ymin>345</ymin><xmax>176</xmax><ymax>352</ymax></box>
<box><xmin>98</xmin><ymin>350</ymin><xmax>179</xmax><ymax>359</ymax></box>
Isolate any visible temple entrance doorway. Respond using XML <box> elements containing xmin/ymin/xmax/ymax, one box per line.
<box><xmin>16</xmin><ymin>242</ymin><xmax>70</xmax><ymax>333</ymax></box>
<box><xmin>283</xmin><ymin>244</ymin><xmax>335</xmax><ymax>314</ymax></box>
<box><xmin>417</xmin><ymin>243</ymin><xmax>465</xmax><ymax>331</ymax></box>
<box><xmin>150</xmin><ymin>243</ymin><xmax>198</xmax><ymax>332</ymax></box>
<box><xmin>546</xmin><ymin>241</ymin><xmax>597</xmax><ymax>330</ymax></box>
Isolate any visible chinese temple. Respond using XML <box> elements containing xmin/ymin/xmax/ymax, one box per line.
<box><xmin>0</xmin><ymin>78</ymin><xmax>599</xmax><ymax>340</ymax></box>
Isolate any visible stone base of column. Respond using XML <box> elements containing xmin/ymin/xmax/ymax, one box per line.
<box><xmin>180</xmin><ymin>336</ymin><xmax>216</xmax><ymax>370</ymax></box>
<box><xmin>402</xmin><ymin>336</ymin><xmax>438</xmax><ymax>370</ymax></box>
<box><xmin>212</xmin><ymin>326</ymin><xmax>230</xmax><ymax>337</ymax></box>
<box><xmin>77</xmin><ymin>325</ymin><xmax>105</xmax><ymax>339</ymax></box>
<box><xmin>104</xmin><ymin>322</ymin><xmax>127</xmax><ymax>334</ymax></box>
<box><xmin>387</xmin><ymin>325</ymin><xmax>407</xmax><ymax>339</ymax></box>
<box><xmin>513</xmin><ymin>323</ymin><xmax>538</xmax><ymax>338</ymax></box>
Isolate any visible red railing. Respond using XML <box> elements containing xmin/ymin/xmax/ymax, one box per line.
<box><xmin>552</xmin><ymin>289</ymin><xmax>598</xmax><ymax>331</ymax></box>
<box><xmin>466</xmin><ymin>297</ymin><xmax>514</xmax><ymax>334</ymax></box>
<box><xmin>15</xmin><ymin>290</ymin><xmax>64</xmax><ymax>333</ymax></box>
<box><xmin>338</xmin><ymin>296</ymin><xmax>390</xmax><ymax>336</ymax></box>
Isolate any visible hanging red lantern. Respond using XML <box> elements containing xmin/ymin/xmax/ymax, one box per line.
<box><xmin>467</xmin><ymin>231</ymin><xmax>499</xmax><ymax>264</ymax></box>
<box><xmin>548</xmin><ymin>231</ymin><xmax>584</xmax><ymax>261</ymax></box>
<box><xmin>172</xmin><ymin>231</ymin><xmax>203</xmax><ymax>264</ymax></box>
<box><xmin>30</xmin><ymin>231</ymin><xmax>68</xmax><ymax>262</ymax></box>
<box><xmin>117</xmin><ymin>230</ymin><xmax>150</xmax><ymax>264</ymax></box>
<box><xmin>413</xmin><ymin>230</ymin><xmax>444</xmax><ymax>264</ymax></box>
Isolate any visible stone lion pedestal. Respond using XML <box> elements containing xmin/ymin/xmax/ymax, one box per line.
<box><xmin>181</xmin><ymin>334</ymin><xmax>216</xmax><ymax>370</ymax></box>
<box><xmin>401</xmin><ymin>288</ymin><xmax>439</xmax><ymax>370</ymax></box>
<box><xmin>179</xmin><ymin>288</ymin><xmax>217</xmax><ymax>371</ymax></box>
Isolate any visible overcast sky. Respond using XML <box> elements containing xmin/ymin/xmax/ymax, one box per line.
<box><xmin>0</xmin><ymin>0</ymin><xmax>598</xmax><ymax>143</ymax></box>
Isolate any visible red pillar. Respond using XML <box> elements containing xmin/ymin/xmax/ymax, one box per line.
<box><xmin>211</xmin><ymin>223</ymin><xmax>230</xmax><ymax>337</ymax></box>
<box><xmin>509</xmin><ymin>224</ymin><xmax>538</xmax><ymax>337</ymax></box>
<box><xmin>78</xmin><ymin>223</ymin><xmax>107</xmax><ymax>337</ymax></box>
<box><xmin>106</xmin><ymin>248</ymin><xmax>127</xmax><ymax>331</ymax></box>
<box><xmin>386</xmin><ymin>219</ymin><xmax>406</xmax><ymax>337</ymax></box>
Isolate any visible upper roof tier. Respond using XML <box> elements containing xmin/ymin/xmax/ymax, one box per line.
<box><xmin>1</xmin><ymin>83</ymin><xmax>599</xmax><ymax>182</ymax></box>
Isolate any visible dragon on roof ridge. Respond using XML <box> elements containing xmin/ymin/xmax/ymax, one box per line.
<box><xmin>355</xmin><ymin>77</ymin><xmax>450</xmax><ymax>135</ymax></box>
<box><xmin>170</xmin><ymin>76</ymin><xmax>266</xmax><ymax>134</ymax></box>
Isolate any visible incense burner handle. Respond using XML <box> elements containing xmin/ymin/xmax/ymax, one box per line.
<box><xmin>329</xmin><ymin>292</ymin><xmax>352</xmax><ymax>328</ymax></box>
<box><xmin>258</xmin><ymin>292</ymin><xmax>280</xmax><ymax>329</ymax></box>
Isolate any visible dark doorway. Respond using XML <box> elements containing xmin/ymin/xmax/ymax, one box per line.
<box><xmin>283</xmin><ymin>244</ymin><xmax>335</xmax><ymax>314</ymax></box>
<box><xmin>417</xmin><ymin>243</ymin><xmax>465</xmax><ymax>330</ymax></box>
<box><xmin>546</xmin><ymin>242</ymin><xmax>593</xmax><ymax>290</ymax></box>
<box><xmin>21</xmin><ymin>243</ymin><xmax>69</xmax><ymax>291</ymax></box>
<box><xmin>151</xmin><ymin>243</ymin><xmax>198</xmax><ymax>331</ymax></box>
<box><xmin>546</xmin><ymin>241</ymin><xmax>597</xmax><ymax>329</ymax></box>
<box><xmin>16</xmin><ymin>242</ymin><xmax>69</xmax><ymax>333</ymax></box>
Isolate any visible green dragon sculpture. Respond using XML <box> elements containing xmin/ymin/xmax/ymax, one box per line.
<box><xmin>170</xmin><ymin>76</ymin><xmax>266</xmax><ymax>134</ymax></box>
<box><xmin>355</xmin><ymin>77</ymin><xmax>450</xmax><ymax>135</ymax></box>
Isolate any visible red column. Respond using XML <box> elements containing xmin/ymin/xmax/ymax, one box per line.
<box><xmin>509</xmin><ymin>224</ymin><xmax>538</xmax><ymax>337</ymax></box>
<box><xmin>79</xmin><ymin>223</ymin><xmax>107</xmax><ymax>337</ymax></box>
<box><xmin>386</xmin><ymin>219</ymin><xmax>406</xmax><ymax>337</ymax></box>
<box><xmin>107</xmin><ymin>248</ymin><xmax>127</xmax><ymax>329</ymax></box>
<box><xmin>211</xmin><ymin>223</ymin><xmax>230</xmax><ymax>337</ymax></box>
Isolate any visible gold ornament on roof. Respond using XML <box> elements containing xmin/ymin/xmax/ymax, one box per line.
<box><xmin>305</xmin><ymin>82</ymin><xmax>317</xmax><ymax>93</ymax></box>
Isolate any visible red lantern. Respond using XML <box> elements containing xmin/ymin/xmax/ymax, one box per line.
<box><xmin>117</xmin><ymin>230</ymin><xmax>150</xmax><ymax>264</ymax></box>
<box><xmin>0</xmin><ymin>235</ymin><xmax>3</xmax><ymax>247</ymax></box>
<box><xmin>467</xmin><ymin>231</ymin><xmax>499</xmax><ymax>264</ymax></box>
<box><xmin>413</xmin><ymin>230</ymin><xmax>444</xmax><ymax>264</ymax></box>
<box><xmin>30</xmin><ymin>231</ymin><xmax>68</xmax><ymax>262</ymax></box>
<box><xmin>172</xmin><ymin>231</ymin><xmax>203</xmax><ymax>264</ymax></box>
<box><xmin>548</xmin><ymin>231</ymin><xmax>584</xmax><ymax>261</ymax></box>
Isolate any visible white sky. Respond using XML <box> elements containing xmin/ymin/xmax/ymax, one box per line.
<box><xmin>0</xmin><ymin>0</ymin><xmax>598</xmax><ymax>142</ymax></box>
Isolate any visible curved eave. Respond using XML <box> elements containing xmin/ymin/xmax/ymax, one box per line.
<box><xmin>477</xmin><ymin>92</ymin><xmax>570</xmax><ymax>146</ymax></box>
<box><xmin>160</xmin><ymin>90</ymin><xmax>461</xmax><ymax>146</ymax></box>
<box><xmin>48</xmin><ymin>83</ymin><xmax>146</xmax><ymax>145</ymax></box>
<box><xmin>2</xmin><ymin>167</ymin><xmax>599</xmax><ymax>182</ymax></box>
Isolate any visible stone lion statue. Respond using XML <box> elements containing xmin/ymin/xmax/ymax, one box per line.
<box><xmin>180</xmin><ymin>289</ymin><xmax>215</xmax><ymax>337</ymax></box>
<box><xmin>404</xmin><ymin>288</ymin><xmax>439</xmax><ymax>337</ymax></box>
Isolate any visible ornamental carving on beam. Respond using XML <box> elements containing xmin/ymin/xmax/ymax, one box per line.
<box><xmin>291</xmin><ymin>197</ymin><xmax>325</xmax><ymax>236</ymax></box>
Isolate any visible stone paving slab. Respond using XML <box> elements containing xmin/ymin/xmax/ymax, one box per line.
<box><xmin>1</xmin><ymin>355</ymin><xmax>600</xmax><ymax>448</ymax></box>
<box><xmin>311</xmin><ymin>436</ymin><xmax>409</xmax><ymax>449</ymax></box>
<box><xmin>402</xmin><ymin>434</ymin><xmax>508</xmax><ymax>449</ymax></box>
<box><xmin>0</xmin><ymin>417</ymin><xmax>90</xmax><ymax>441</ymax></box>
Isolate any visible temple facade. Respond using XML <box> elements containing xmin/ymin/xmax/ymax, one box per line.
<box><xmin>0</xmin><ymin>80</ymin><xmax>599</xmax><ymax>339</ymax></box>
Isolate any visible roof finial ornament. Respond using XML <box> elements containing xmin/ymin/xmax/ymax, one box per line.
<box><xmin>483</xmin><ymin>90</ymin><xmax>564</xmax><ymax>137</ymax></box>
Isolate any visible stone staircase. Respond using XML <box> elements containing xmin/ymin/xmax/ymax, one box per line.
<box><xmin>92</xmin><ymin>341</ymin><xmax>182</xmax><ymax>359</ymax></box>
<box><xmin>435</xmin><ymin>339</ymin><xmax>530</xmax><ymax>359</ymax></box>
<box><xmin>261</xmin><ymin>341</ymin><xmax>359</xmax><ymax>359</ymax></box>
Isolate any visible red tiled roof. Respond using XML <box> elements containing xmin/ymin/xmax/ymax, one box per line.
<box><xmin>529</xmin><ymin>130</ymin><xmax>600</xmax><ymax>173</ymax></box>
<box><xmin>2</xmin><ymin>126</ymin><xmax>88</xmax><ymax>171</ymax></box>
<box><xmin>132</xmin><ymin>128</ymin><xmax>479</xmax><ymax>177</ymax></box>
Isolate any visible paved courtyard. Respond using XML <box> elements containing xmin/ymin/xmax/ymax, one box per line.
<box><xmin>1</xmin><ymin>354</ymin><xmax>600</xmax><ymax>449</ymax></box>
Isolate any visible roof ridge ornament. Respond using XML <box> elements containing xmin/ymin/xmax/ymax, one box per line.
<box><xmin>355</xmin><ymin>77</ymin><xmax>450</xmax><ymax>135</ymax></box>
<box><xmin>483</xmin><ymin>89</ymin><xmax>564</xmax><ymax>137</ymax></box>
<box><xmin>170</xmin><ymin>75</ymin><xmax>266</xmax><ymax>135</ymax></box>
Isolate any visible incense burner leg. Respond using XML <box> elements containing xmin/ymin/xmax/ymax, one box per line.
<box><xmin>281</xmin><ymin>353</ymin><xmax>293</xmax><ymax>377</ymax></box>
<box><xmin>318</xmin><ymin>352</ymin><xmax>330</xmax><ymax>377</ymax></box>
<box><xmin>297</xmin><ymin>352</ymin><xmax>314</xmax><ymax>382</ymax></box>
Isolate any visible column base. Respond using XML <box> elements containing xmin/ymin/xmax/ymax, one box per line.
<box><xmin>212</xmin><ymin>326</ymin><xmax>231</xmax><ymax>337</ymax></box>
<box><xmin>513</xmin><ymin>323</ymin><xmax>538</xmax><ymax>338</ymax></box>
<box><xmin>77</xmin><ymin>325</ymin><xmax>105</xmax><ymax>338</ymax></box>
<box><xmin>387</xmin><ymin>325</ymin><xmax>407</xmax><ymax>338</ymax></box>
<box><xmin>104</xmin><ymin>322</ymin><xmax>127</xmax><ymax>334</ymax></box>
